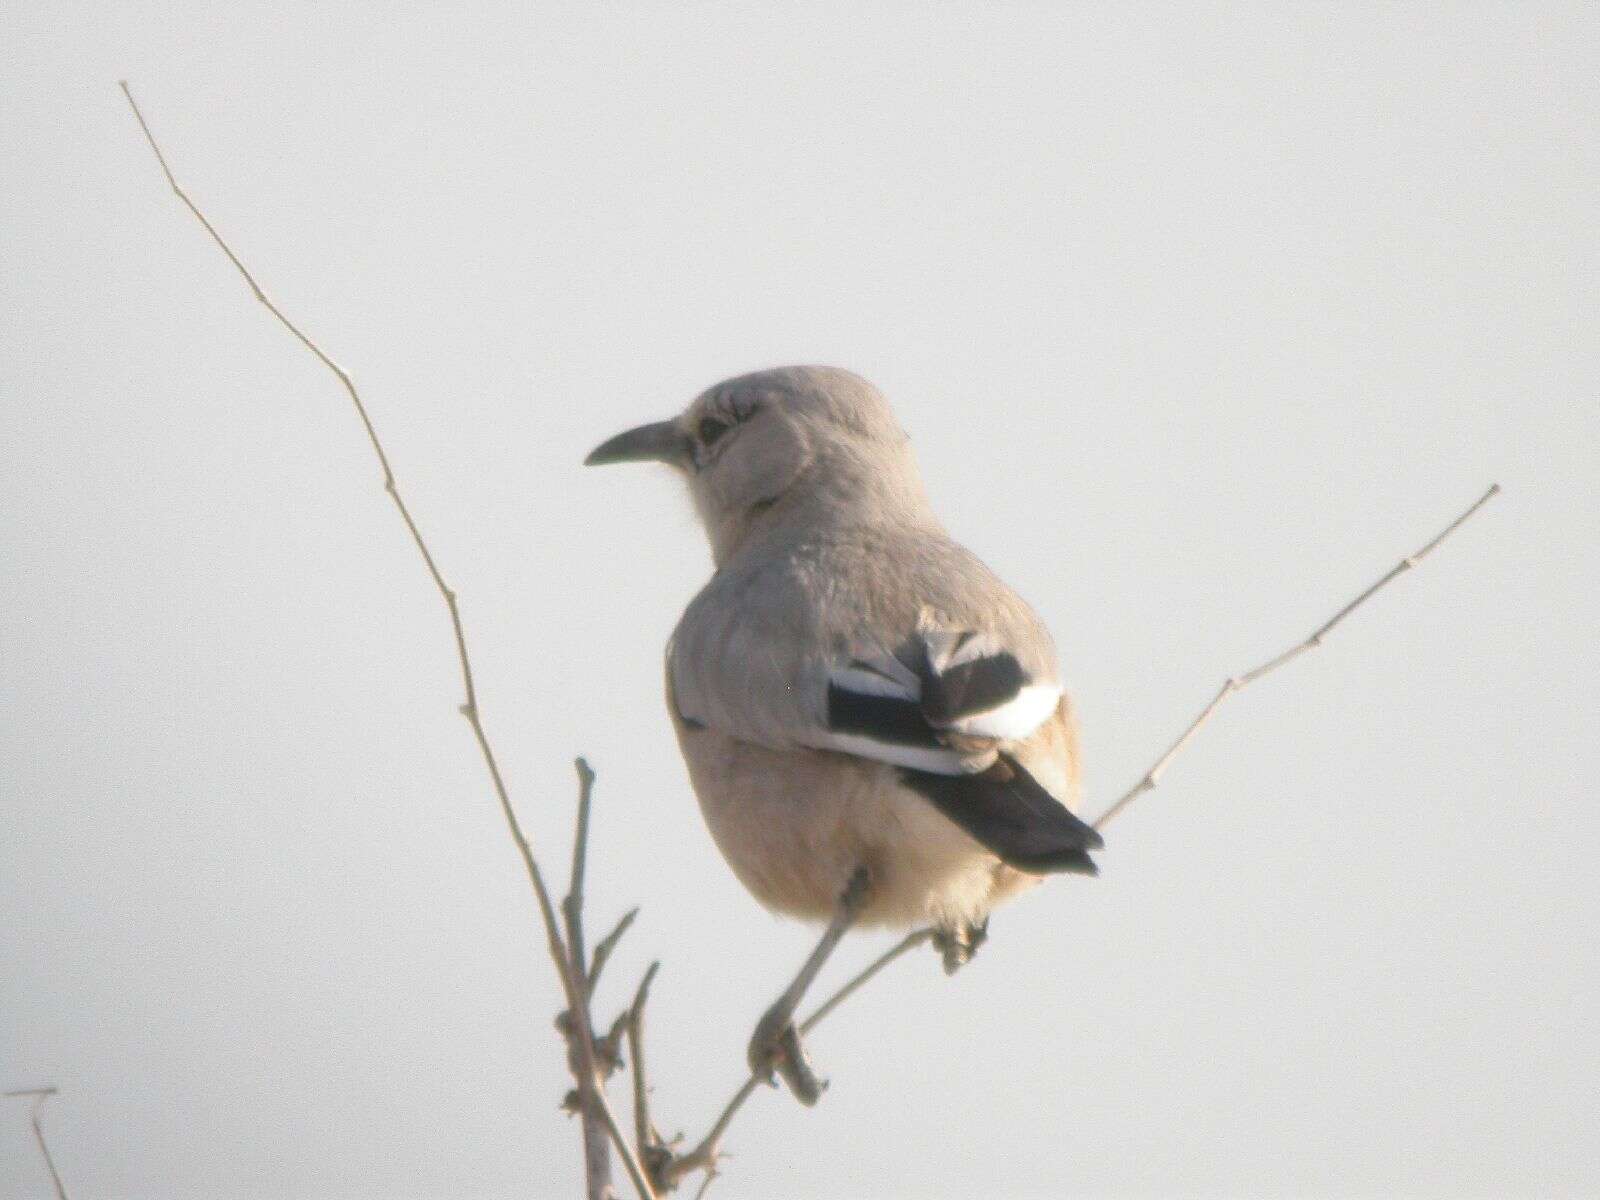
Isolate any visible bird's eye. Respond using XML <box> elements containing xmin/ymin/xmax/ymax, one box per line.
<box><xmin>698</xmin><ymin>416</ymin><xmax>731</xmax><ymax>446</ymax></box>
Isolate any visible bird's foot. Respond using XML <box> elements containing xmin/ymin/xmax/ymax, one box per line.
<box><xmin>748</xmin><ymin>1011</ymin><xmax>827</xmax><ymax>1106</ymax></box>
<box><xmin>743</xmin><ymin>866</ymin><xmax>869</xmax><ymax>1106</ymax></box>
<box><xmin>932</xmin><ymin>919</ymin><xmax>988</xmax><ymax>976</ymax></box>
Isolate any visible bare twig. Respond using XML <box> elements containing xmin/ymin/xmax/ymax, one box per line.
<box><xmin>1090</xmin><ymin>483</ymin><xmax>1500</xmax><ymax>832</ymax></box>
<box><xmin>590</xmin><ymin>1087</ymin><xmax>654</xmax><ymax>1200</ymax></box>
<box><xmin>798</xmin><ymin>928</ymin><xmax>936</xmax><ymax>1033</ymax></box>
<box><xmin>567</xmin><ymin>759</ymin><xmax>598</xmax><ymax>977</ymax></box>
<box><xmin>563</xmin><ymin>757</ymin><xmax>619</xmax><ymax>1199</ymax></box>
<box><xmin>118</xmin><ymin>82</ymin><xmax>656</xmax><ymax>1200</ymax></box>
<box><xmin>589</xmin><ymin>907</ymin><xmax>641</xmax><ymax>998</ymax></box>
<box><xmin>625</xmin><ymin>962</ymin><xmax>670</xmax><ymax>1188</ymax></box>
<box><xmin>5</xmin><ymin>1087</ymin><xmax>69</xmax><ymax>1200</ymax></box>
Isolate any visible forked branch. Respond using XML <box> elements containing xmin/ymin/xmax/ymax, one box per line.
<box><xmin>118</xmin><ymin>82</ymin><xmax>655</xmax><ymax>1200</ymax></box>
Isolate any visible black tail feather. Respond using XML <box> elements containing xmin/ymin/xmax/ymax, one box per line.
<box><xmin>902</xmin><ymin>754</ymin><xmax>1102</xmax><ymax>876</ymax></box>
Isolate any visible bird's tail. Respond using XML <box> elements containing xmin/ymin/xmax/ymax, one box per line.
<box><xmin>901</xmin><ymin>754</ymin><xmax>1102</xmax><ymax>875</ymax></box>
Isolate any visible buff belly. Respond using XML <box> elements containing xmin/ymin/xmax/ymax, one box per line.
<box><xmin>671</xmin><ymin>720</ymin><xmax>1044</xmax><ymax>931</ymax></box>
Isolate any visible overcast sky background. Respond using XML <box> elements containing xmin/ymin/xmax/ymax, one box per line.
<box><xmin>4</xmin><ymin>4</ymin><xmax>1597</xmax><ymax>1198</ymax></box>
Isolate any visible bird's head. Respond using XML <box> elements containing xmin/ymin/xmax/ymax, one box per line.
<box><xmin>585</xmin><ymin>366</ymin><xmax>928</xmax><ymax>562</ymax></box>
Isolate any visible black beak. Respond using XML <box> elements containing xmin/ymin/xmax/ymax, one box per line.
<box><xmin>584</xmin><ymin>420</ymin><xmax>692</xmax><ymax>467</ymax></box>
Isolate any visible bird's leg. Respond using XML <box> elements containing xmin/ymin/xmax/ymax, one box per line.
<box><xmin>747</xmin><ymin>866</ymin><xmax>871</xmax><ymax>1106</ymax></box>
<box><xmin>932</xmin><ymin>917</ymin><xmax>989</xmax><ymax>975</ymax></box>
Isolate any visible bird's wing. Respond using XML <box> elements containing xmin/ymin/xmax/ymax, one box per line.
<box><xmin>670</xmin><ymin>576</ymin><xmax>1061</xmax><ymax>776</ymax></box>
<box><xmin>820</xmin><ymin>620</ymin><xmax>1063</xmax><ymax>774</ymax></box>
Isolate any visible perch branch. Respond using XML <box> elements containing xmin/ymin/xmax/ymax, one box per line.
<box><xmin>5</xmin><ymin>1087</ymin><xmax>69</xmax><ymax>1200</ymax></box>
<box><xmin>661</xmin><ymin>929</ymin><xmax>935</xmax><ymax>1190</ymax></box>
<box><xmin>798</xmin><ymin>928</ymin><xmax>936</xmax><ymax>1032</ymax></box>
<box><xmin>663</xmin><ymin>484</ymin><xmax>1498</xmax><ymax>1193</ymax></box>
<box><xmin>1090</xmin><ymin>482</ymin><xmax>1500</xmax><ymax>832</ymax></box>
<box><xmin>119</xmin><ymin>82</ymin><xmax>655</xmax><ymax>1200</ymax></box>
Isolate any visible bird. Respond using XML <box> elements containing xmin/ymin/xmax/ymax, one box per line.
<box><xmin>585</xmin><ymin>365</ymin><xmax>1100</xmax><ymax>1103</ymax></box>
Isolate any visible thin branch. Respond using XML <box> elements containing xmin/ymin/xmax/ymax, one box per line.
<box><xmin>592</xmin><ymin>1087</ymin><xmax>656</xmax><ymax>1200</ymax></box>
<box><xmin>6</xmin><ymin>1087</ymin><xmax>69</xmax><ymax>1200</ymax></box>
<box><xmin>566</xmin><ymin>758</ymin><xmax>598</xmax><ymax>977</ymax></box>
<box><xmin>625</xmin><ymin>962</ymin><xmax>668</xmax><ymax>1188</ymax></box>
<box><xmin>563</xmin><ymin>757</ymin><xmax>616</xmax><ymax>1200</ymax></box>
<box><xmin>665</xmin><ymin>1078</ymin><xmax>760</xmax><ymax>1191</ymax></box>
<box><xmin>798</xmin><ymin>928</ymin><xmax>935</xmax><ymax>1034</ymax></box>
<box><xmin>691</xmin><ymin>1168</ymin><xmax>721</xmax><ymax>1200</ymax></box>
<box><xmin>662</xmin><ymin>929</ymin><xmax>934</xmax><ymax>1189</ymax></box>
<box><xmin>118</xmin><ymin>76</ymin><xmax>568</xmax><ymax>985</ymax></box>
<box><xmin>1090</xmin><ymin>483</ymin><xmax>1500</xmax><ymax>832</ymax></box>
<box><xmin>118</xmin><ymin>82</ymin><xmax>656</xmax><ymax>1200</ymax></box>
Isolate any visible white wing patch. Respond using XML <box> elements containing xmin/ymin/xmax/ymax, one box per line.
<box><xmin>942</xmin><ymin>681</ymin><xmax>1062</xmax><ymax>740</ymax></box>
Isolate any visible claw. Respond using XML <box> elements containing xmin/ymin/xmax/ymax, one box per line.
<box><xmin>748</xmin><ymin>1018</ymin><xmax>827</xmax><ymax>1105</ymax></box>
<box><xmin>933</xmin><ymin>919</ymin><xmax>989</xmax><ymax>975</ymax></box>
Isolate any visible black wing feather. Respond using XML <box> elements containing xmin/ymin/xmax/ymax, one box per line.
<box><xmin>825</xmin><ymin>682</ymin><xmax>944</xmax><ymax>748</ymax></box>
<box><xmin>913</xmin><ymin>642</ymin><xmax>1028</xmax><ymax>726</ymax></box>
<box><xmin>826</xmin><ymin>642</ymin><xmax>1031</xmax><ymax>746</ymax></box>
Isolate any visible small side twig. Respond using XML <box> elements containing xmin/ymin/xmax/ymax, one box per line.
<box><xmin>625</xmin><ymin>962</ymin><xmax>670</xmax><ymax>1188</ymax></box>
<box><xmin>1091</xmin><ymin>483</ymin><xmax>1500</xmax><ymax>832</ymax></box>
<box><xmin>557</xmin><ymin>767</ymin><xmax>657</xmax><ymax>1197</ymax></box>
<box><xmin>5</xmin><ymin>1087</ymin><xmax>69</xmax><ymax>1200</ymax></box>
<box><xmin>560</xmin><ymin>758</ymin><xmax>615</xmax><ymax>1199</ymax></box>
<box><xmin>589</xmin><ymin>907</ymin><xmax>641</xmax><ymax>998</ymax></box>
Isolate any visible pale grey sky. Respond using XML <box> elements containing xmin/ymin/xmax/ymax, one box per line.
<box><xmin>4</xmin><ymin>3</ymin><xmax>1597</xmax><ymax>1198</ymax></box>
